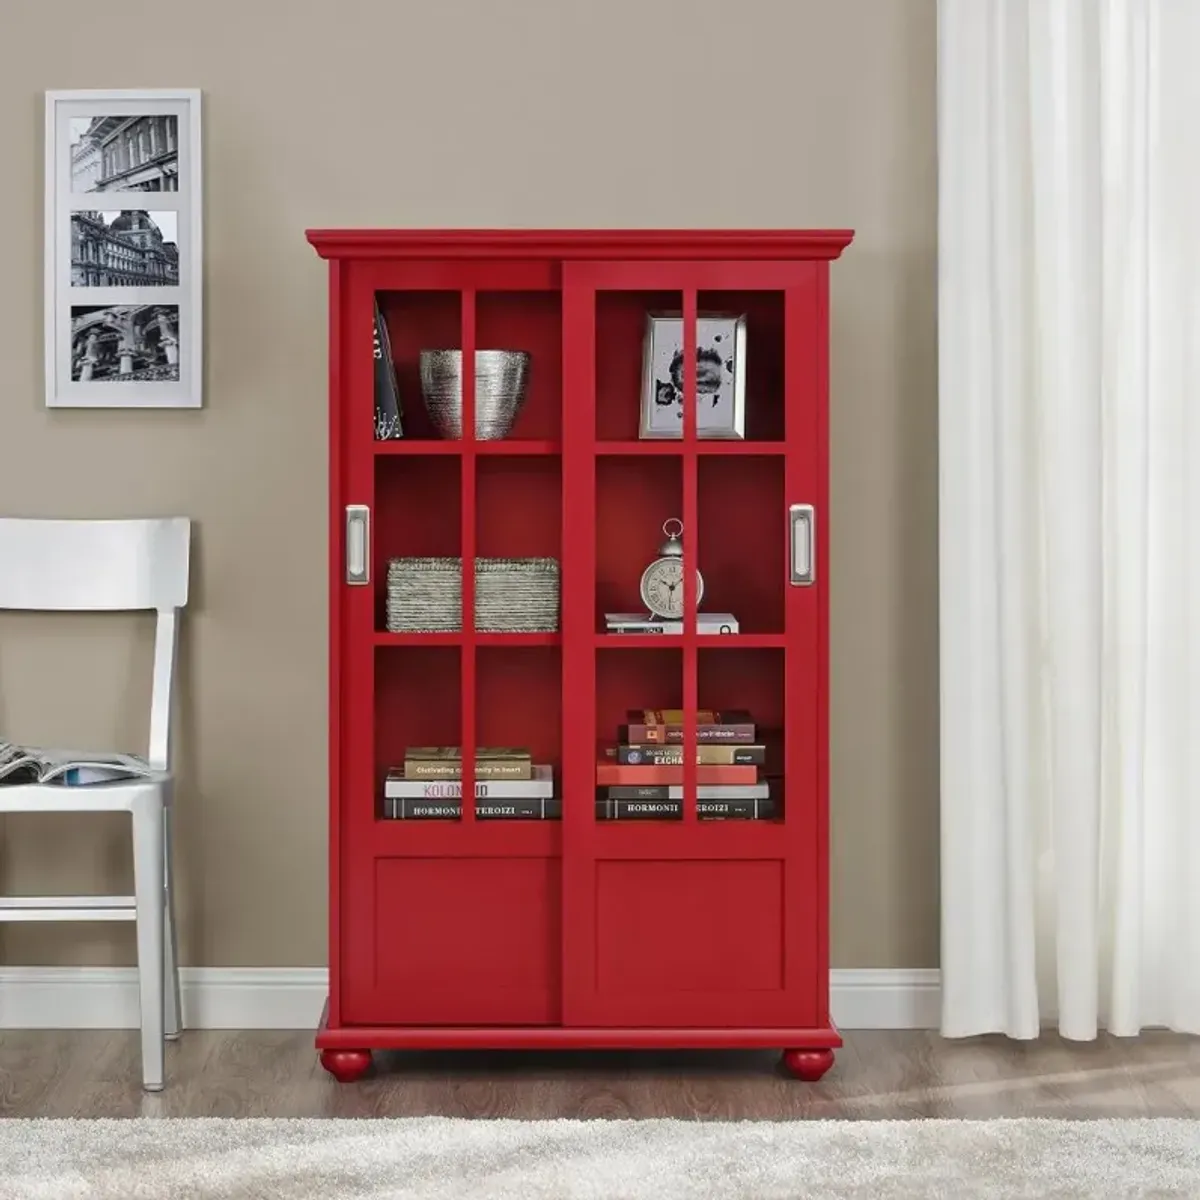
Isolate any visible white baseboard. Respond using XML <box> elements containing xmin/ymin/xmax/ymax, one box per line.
<box><xmin>0</xmin><ymin>967</ymin><xmax>941</xmax><ymax>1032</ymax></box>
<box><xmin>830</xmin><ymin>968</ymin><xmax>941</xmax><ymax>1031</ymax></box>
<box><xmin>0</xmin><ymin>967</ymin><xmax>327</xmax><ymax>1032</ymax></box>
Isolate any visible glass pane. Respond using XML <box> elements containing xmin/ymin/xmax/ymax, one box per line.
<box><xmin>697</xmin><ymin>455</ymin><xmax>786</xmax><ymax>635</ymax></box>
<box><xmin>697</xmin><ymin>648</ymin><xmax>785</xmax><ymax>822</ymax></box>
<box><xmin>594</xmin><ymin>289</ymin><xmax>681</xmax><ymax>442</ymax></box>
<box><xmin>476</xmin><ymin>644</ymin><xmax>562</xmax><ymax>821</ymax></box>
<box><xmin>697</xmin><ymin>289</ymin><xmax>786</xmax><ymax>442</ymax></box>
<box><xmin>596</xmin><ymin>454</ymin><xmax>684</xmax><ymax>636</ymax></box>
<box><xmin>373</xmin><ymin>289</ymin><xmax>460</xmax><ymax>442</ymax></box>
<box><xmin>476</xmin><ymin>290</ymin><xmax>562</xmax><ymax>443</ymax></box>
<box><xmin>376</xmin><ymin>455</ymin><xmax>462</xmax><ymax>634</ymax></box>
<box><xmin>476</xmin><ymin>453</ymin><xmax>562</xmax><ymax>625</ymax></box>
<box><xmin>595</xmin><ymin>647</ymin><xmax>688</xmax><ymax>822</ymax></box>
<box><xmin>376</xmin><ymin>645</ymin><xmax>464</xmax><ymax>821</ymax></box>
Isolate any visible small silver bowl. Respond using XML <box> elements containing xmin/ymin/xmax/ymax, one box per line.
<box><xmin>419</xmin><ymin>349</ymin><xmax>531</xmax><ymax>440</ymax></box>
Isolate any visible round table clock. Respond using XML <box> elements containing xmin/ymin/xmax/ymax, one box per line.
<box><xmin>639</xmin><ymin>518</ymin><xmax>704</xmax><ymax>619</ymax></box>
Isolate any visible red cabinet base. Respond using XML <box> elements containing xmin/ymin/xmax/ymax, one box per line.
<box><xmin>317</xmin><ymin>1001</ymin><xmax>840</xmax><ymax>1081</ymax></box>
<box><xmin>307</xmin><ymin>228</ymin><xmax>853</xmax><ymax>1082</ymax></box>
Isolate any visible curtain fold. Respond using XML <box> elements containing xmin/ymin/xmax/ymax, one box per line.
<box><xmin>938</xmin><ymin>0</ymin><xmax>1200</xmax><ymax>1039</ymax></box>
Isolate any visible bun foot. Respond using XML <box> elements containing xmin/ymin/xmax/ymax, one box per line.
<box><xmin>781</xmin><ymin>1047</ymin><xmax>835</xmax><ymax>1082</ymax></box>
<box><xmin>320</xmin><ymin>1048</ymin><xmax>372</xmax><ymax>1083</ymax></box>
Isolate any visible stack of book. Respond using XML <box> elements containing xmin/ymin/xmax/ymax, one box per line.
<box><xmin>383</xmin><ymin>747</ymin><xmax>560</xmax><ymax>820</ymax></box>
<box><xmin>595</xmin><ymin>709</ymin><xmax>778</xmax><ymax>820</ymax></box>
<box><xmin>604</xmin><ymin>612</ymin><xmax>739</xmax><ymax>636</ymax></box>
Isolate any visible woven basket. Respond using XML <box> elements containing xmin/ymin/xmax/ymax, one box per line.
<box><xmin>386</xmin><ymin>557</ymin><xmax>560</xmax><ymax>633</ymax></box>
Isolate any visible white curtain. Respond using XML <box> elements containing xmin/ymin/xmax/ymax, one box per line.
<box><xmin>938</xmin><ymin>0</ymin><xmax>1200</xmax><ymax>1040</ymax></box>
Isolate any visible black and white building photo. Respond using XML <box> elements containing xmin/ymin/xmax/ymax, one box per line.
<box><xmin>69</xmin><ymin>115</ymin><xmax>179</xmax><ymax>192</ymax></box>
<box><xmin>70</xmin><ymin>210</ymin><xmax>179</xmax><ymax>287</ymax></box>
<box><xmin>48</xmin><ymin>91</ymin><xmax>200</xmax><ymax>406</ymax></box>
<box><xmin>70</xmin><ymin>305</ymin><xmax>181</xmax><ymax>383</ymax></box>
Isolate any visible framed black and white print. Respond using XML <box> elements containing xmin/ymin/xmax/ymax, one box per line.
<box><xmin>44</xmin><ymin>89</ymin><xmax>202</xmax><ymax>408</ymax></box>
<box><xmin>639</xmin><ymin>312</ymin><xmax>747</xmax><ymax>439</ymax></box>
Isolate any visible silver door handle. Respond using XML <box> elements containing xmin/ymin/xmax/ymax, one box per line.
<box><xmin>345</xmin><ymin>504</ymin><xmax>370</xmax><ymax>585</ymax></box>
<box><xmin>789</xmin><ymin>504</ymin><xmax>815</xmax><ymax>586</ymax></box>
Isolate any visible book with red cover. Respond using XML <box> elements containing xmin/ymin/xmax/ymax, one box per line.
<box><xmin>595</xmin><ymin>761</ymin><xmax>758</xmax><ymax>786</ymax></box>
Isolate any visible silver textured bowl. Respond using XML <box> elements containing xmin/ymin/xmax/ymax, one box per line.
<box><xmin>419</xmin><ymin>350</ymin><xmax>531</xmax><ymax>440</ymax></box>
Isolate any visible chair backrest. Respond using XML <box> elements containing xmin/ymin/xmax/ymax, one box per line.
<box><xmin>0</xmin><ymin>518</ymin><xmax>191</xmax><ymax>771</ymax></box>
<box><xmin>0</xmin><ymin>518</ymin><xmax>189</xmax><ymax>613</ymax></box>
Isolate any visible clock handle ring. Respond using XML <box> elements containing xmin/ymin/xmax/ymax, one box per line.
<box><xmin>662</xmin><ymin>518</ymin><xmax>684</xmax><ymax>540</ymax></box>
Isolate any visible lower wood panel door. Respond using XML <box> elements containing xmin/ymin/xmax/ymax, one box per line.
<box><xmin>340</xmin><ymin>847</ymin><xmax>562</xmax><ymax>1026</ymax></box>
<box><xmin>559</xmin><ymin>827</ymin><xmax>822</xmax><ymax>1028</ymax></box>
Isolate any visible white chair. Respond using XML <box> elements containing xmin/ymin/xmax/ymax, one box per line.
<box><xmin>0</xmin><ymin>517</ymin><xmax>190</xmax><ymax>1091</ymax></box>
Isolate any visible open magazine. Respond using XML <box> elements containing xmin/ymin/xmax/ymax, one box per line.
<box><xmin>0</xmin><ymin>742</ymin><xmax>157</xmax><ymax>786</ymax></box>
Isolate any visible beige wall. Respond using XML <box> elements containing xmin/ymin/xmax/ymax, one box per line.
<box><xmin>0</xmin><ymin>0</ymin><xmax>939</xmax><ymax>970</ymax></box>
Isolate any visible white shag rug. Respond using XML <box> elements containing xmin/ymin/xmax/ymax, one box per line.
<box><xmin>1</xmin><ymin>1117</ymin><xmax>1198</xmax><ymax>1199</ymax></box>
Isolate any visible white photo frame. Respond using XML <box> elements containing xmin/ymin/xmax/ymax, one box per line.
<box><xmin>639</xmin><ymin>312</ymin><xmax>747</xmax><ymax>439</ymax></box>
<box><xmin>44</xmin><ymin>89</ymin><xmax>202</xmax><ymax>408</ymax></box>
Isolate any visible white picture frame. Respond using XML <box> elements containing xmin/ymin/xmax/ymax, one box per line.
<box><xmin>44</xmin><ymin>88</ymin><xmax>202</xmax><ymax>408</ymax></box>
<box><xmin>639</xmin><ymin>311</ymin><xmax>747</xmax><ymax>439</ymax></box>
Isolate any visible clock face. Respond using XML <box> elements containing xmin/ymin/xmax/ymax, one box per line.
<box><xmin>639</xmin><ymin>557</ymin><xmax>704</xmax><ymax>619</ymax></box>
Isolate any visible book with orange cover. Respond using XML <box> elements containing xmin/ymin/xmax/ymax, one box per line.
<box><xmin>595</xmin><ymin>761</ymin><xmax>758</xmax><ymax>786</ymax></box>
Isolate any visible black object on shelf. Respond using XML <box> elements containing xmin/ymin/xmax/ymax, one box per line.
<box><xmin>373</xmin><ymin>297</ymin><xmax>404</xmax><ymax>439</ymax></box>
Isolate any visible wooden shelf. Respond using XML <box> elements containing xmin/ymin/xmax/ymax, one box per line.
<box><xmin>594</xmin><ymin>440</ymin><xmax>786</xmax><ymax>456</ymax></box>
<box><xmin>375</xmin><ymin>439</ymin><xmax>560</xmax><ymax>456</ymax></box>
<box><xmin>378</xmin><ymin>631</ymin><xmax>778</xmax><ymax>650</ymax></box>
<box><xmin>593</xmin><ymin>633</ymin><xmax>786</xmax><ymax>649</ymax></box>
<box><xmin>379</xmin><ymin>439</ymin><xmax>781</xmax><ymax>456</ymax></box>
<box><xmin>375</xmin><ymin>632</ymin><xmax>561</xmax><ymax>648</ymax></box>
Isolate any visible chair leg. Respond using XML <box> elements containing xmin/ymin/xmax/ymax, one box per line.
<box><xmin>163</xmin><ymin>806</ymin><xmax>182</xmax><ymax>1040</ymax></box>
<box><xmin>132</xmin><ymin>793</ymin><xmax>166</xmax><ymax>1092</ymax></box>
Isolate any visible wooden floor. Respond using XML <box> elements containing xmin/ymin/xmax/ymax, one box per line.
<box><xmin>2</xmin><ymin>1030</ymin><xmax>1198</xmax><ymax>1119</ymax></box>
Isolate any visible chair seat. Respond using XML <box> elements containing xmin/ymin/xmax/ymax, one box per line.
<box><xmin>0</xmin><ymin>771</ymin><xmax>172</xmax><ymax>815</ymax></box>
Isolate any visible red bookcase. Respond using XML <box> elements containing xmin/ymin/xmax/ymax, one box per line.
<box><xmin>306</xmin><ymin>229</ymin><xmax>854</xmax><ymax>1083</ymax></box>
